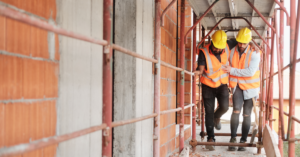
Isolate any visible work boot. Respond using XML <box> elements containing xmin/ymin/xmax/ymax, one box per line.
<box><xmin>228</xmin><ymin>137</ymin><xmax>237</xmax><ymax>151</ymax></box>
<box><xmin>214</xmin><ymin>118</ymin><xmax>221</xmax><ymax>130</ymax></box>
<box><xmin>205</xmin><ymin>137</ymin><xmax>215</xmax><ymax>151</ymax></box>
<box><xmin>237</xmin><ymin>138</ymin><xmax>247</xmax><ymax>151</ymax></box>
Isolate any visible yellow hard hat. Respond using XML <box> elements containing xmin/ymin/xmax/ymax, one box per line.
<box><xmin>236</xmin><ymin>27</ymin><xmax>252</xmax><ymax>43</ymax></box>
<box><xmin>211</xmin><ymin>30</ymin><xmax>227</xmax><ymax>49</ymax></box>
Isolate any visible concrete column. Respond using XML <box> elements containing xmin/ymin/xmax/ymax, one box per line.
<box><xmin>56</xmin><ymin>0</ymin><xmax>103</xmax><ymax>156</ymax></box>
<box><xmin>113</xmin><ymin>0</ymin><xmax>154</xmax><ymax>156</ymax></box>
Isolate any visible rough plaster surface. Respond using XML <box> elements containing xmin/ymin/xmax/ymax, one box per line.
<box><xmin>56</xmin><ymin>0</ymin><xmax>103</xmax><ymax>156</ymax></box>
<box><xmin>113</xmin><ymin>0</ymin><xmax>154</xmax><ymax>156</ymax></box>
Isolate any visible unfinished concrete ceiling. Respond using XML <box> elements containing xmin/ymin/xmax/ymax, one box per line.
<box><xmin>188</xmin><ymin>0</ymin><xmax>276</xmax><ymax>45</ymax></box>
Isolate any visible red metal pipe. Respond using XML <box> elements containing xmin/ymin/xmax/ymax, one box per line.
<box><xmin>161</xmin><ymin>0</ymin><xmax>177</xmax><ymax>27</ymax></box>
<box><xmin>195</xmin><ymin>17</ymin><xmax>271</xmax><ymax>51</ymax></box>
<box><xmin>264</xmin><ymin>58</ymin><xmax>300</xmax><ymax>80</ymax></box>
<box><xmin>274</xmin><ymin>8</ymin><xmax>286</xmax><ymax>143</ymax></box>
<box><xmin>203</xmin><ymin>133</ymin><xmax>258</xmax><ymax>137</ymax></box>
<box><xmin>265</xmin><ymin>22</ymin><xmax>274</xmax><ymax>126</ymax></box>
<box><xmin>0</xmin><ymin>5</ymin><xmax>108</xmax><ymax>46</ymax></box>
<box><xmin>192</xmin><ymin>12</ymin><xmax>197</xmax><ymax>141</ymax></box>
<box><xmin>102</xmin><ymin>0</ymin><xmax>113</xmax><ymax>156</ymax></box>
<box><xmin>0</xmin><ymin>124</ymin><xmax>107</xmax><ymax>157</ymax></box>
<box><xmin>251</xmin><ymin>39</ymin><xmax>264</xmax><ymax>52</ymax></box>
<box><xmin>267</xmin><ymin>19</ymin><xmax>275</xmax><ymax>129</ymax></box>
<box><xmin>272</xmin><ymin>106</ymin><xmax>300</xmax><ymax>123</ymax></box>
<box><xmin>154</xmin><ymin>0</ymin><xmax>161</xmax><ymax>156</ymax></box>
<box><xmin>184</xmin><ymin>0</ymin><xmax>219</xmax><ymax>43</ymax></box>
<box><xmin>184</xmin><ymin>104</ymin><xmax>195</xmax><ymax>110</ymax></box>
<box><xmin>160</xmin><ymin>108</ymin><xmax>182</xmax><ymax>115</ymax></box>
<box><xmin>112</xmin><ymin>44</ymin><xmax>158</xmax><ymax>63</ymax></box>
<box><xmin>161</xmin><ymin>61</ymin><xmax>194</xmax><ymax>75</ymax></box>
<box><xmin>257</xmin><ymin>53</ymin><xmax>266</xmax><ymax>154</ymax></box>
<box><xmin>244</xmin><ymin>0</ymin><xmax>276</xmax><ymax>32</ymax></box>
<box><xmin>112</xmin><ymin>113</ymin><xmax>158</xmax><ymax>128</ymax></box>
<box><xmin>197</xmin><ymin>142</ymin><xmax>256</xmax><ymax>147</ymax></box>
<box><xmin>179</xmin><ymin>0</ymin><xmax>185</xmax><ymax>152</ymax></box>
<box><xmin>274</xmin><ymin>0</ymin><xmax>290</xmax><ymax>25</ymax></box>
<box><xmin>200</xmin><ymin>27</ymin><xmax>205</xmax><ymax>137</ymax></box>
<box><xmin>288</xmin><ymin>0</ymin><xmax>298</xmax><ymax>155</ymax></box>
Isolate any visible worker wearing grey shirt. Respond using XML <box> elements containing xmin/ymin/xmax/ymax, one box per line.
<box><xmin>222</xmin><ymin>27</ymin><xmax>261</xmax><ymax>151</ymax></box>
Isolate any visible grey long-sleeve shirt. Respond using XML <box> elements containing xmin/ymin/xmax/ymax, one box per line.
<box><xmin>229</xmin><ymin>46</ymin><xmax>260</xmax><ymax>100</ymax></box>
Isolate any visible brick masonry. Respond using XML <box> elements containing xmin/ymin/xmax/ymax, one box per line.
<box><xmin>160</xmin><ymin>0</ymin><xmax>193</xmax><ymax>156</ymax></box>
<box><xmin>0</xmin><ymin>0</ymin><xmax>58</xmax><ymax>156</ymax></box>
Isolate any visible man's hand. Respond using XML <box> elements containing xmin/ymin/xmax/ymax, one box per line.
<box><xmin>249</xmin><ymin>42</ymin><xmax>260</xmax><ymax>53</ymax></box>
<box><xmin>193</xmin><ymin>70</ymin><xmax>201</xmax><ymax>75</ymax></box>
<box><xmin>222</xmin><ymin>65</ymin><xmax>232</xmax><ymax>73</ymax></box>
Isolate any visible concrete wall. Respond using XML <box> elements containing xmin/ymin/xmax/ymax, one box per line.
<box><xmin>113</xmin><ymin>0</ymin><xmax>154</xmax><ymax>156</ymax></box>
<box><xmin>56</xmin><ymin>0</ymin><xmax>103</xmax><ymax>156</ymax></box>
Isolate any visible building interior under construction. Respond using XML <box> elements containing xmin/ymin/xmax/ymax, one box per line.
<box><xmin>0</xmin><ymin>0</ymin><xmax>300</xmax><ymax>156</ymax></box>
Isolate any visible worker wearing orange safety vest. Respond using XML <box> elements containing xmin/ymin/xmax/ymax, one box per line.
<box><xmin>222</xmin><ymin>27</ymin><xmax>261</xmax><ymax>151</ymax></box>
<box><xmin>194</xmin><ymin>30</ymin><xmax>238</xmax><ymax>151</ymax></box>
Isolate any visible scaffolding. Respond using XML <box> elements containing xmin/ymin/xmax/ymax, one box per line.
<box><xmin>0</xmin><ymin>0</ymin><xmax>300</xmax><ymax>156</ymax></box>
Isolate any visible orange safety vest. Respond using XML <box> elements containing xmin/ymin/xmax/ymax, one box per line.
<box><xmin>229</xmin><ymin>46</ymin><xmax>260</xmax><ymax>90</ymax></box>
<box><xmin>200</xmin><ymin>43</ymin><xmax>230</xmax><ymax>88</ymax></box>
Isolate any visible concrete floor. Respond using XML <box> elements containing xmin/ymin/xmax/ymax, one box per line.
<box><xmin>170</xmin><ymin>123</ymin><xmax>267</xmax><ymax>157</ymax></box>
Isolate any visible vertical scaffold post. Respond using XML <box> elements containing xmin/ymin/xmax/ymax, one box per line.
<box><xmin>154</xmin><ymin>0</ymin><xmax>161</xmax><ymax>156</ymax></box>
<box><xmin>179</xmin><ymin>0</ymin><xmax>186</xmax><ymax>152</ymax></box>
<box><xmin>288</xmin><ymin>0</ymin><xmax>299</xmax><ymax>156</ymax></box>
<box><xmin>102</xmin><ymin>0</ymin><xmax>113</xmax><ymax>156</ymax></box>
<box><xmin>258</xmin><ymin>52</ymin><xmax>266</xmax><ymax>154</ymax></box>
<box><xmin>267</xmin><ymin>19</ymin><xmax>275</xmax><ymax>129</ymax></box>
<box><xmin>278</xmin><ymin>5</ymin><xmax>285</xmax><ymax>155</ymax></box>
<box><xmin>192</xmin><ymin>13</ymin><xmax>197</xmax><ymax>141</ymax></box>
<box><xmin>200</xmin><ymin>26</ymin><xmax>205</xmax><ymax>140</ymax></box>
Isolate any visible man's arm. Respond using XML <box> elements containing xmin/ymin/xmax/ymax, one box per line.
<box><xmin>193</xmin><ymin>50</ymin><xmax>206</xmax><ymax>75</ymax></box>
<box><xmin>223</xmin><ymin>52</ymin><xmax>260</xmax><ymax>77</ymax></box>
<box><xmin>194</xmin><ymin>65</ymin><xmax>205</xmax><ymax>75</ymax></box>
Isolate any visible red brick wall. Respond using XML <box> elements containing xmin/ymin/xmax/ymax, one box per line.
<box><xmin>0</xmin><ymin>0</ymin><xmax>58</xmax><ymax>156</ymax></box>
<box><xmin>159</xmin><ymin>0</ymin><xmax>177</xmax><ymax>156</ymax></box>
<box><xmin>159</xmin><ymin>0</ymin><xmax>192</xmax><ymax>156</ymax></box>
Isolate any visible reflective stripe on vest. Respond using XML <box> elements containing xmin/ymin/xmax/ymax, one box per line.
<box><xmin>203</xmin><ymin>46</ymin><xmax>230</xmax><ymax>77</ymax></box>
<box><xmin>229</xmin><ymin>46</ymin><xmax>260</xmax><ymax>90</ymax></box>
<box><xmin>203</xmin><ymin>72</ymin><xmax>229</xmax><ymax>83</ymax></box>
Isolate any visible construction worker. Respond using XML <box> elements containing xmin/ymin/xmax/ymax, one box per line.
<box><xmin>193</xmin><ymin>30</ymin><xmax>237</xmax><ymax>151</ymax></box>
<box><xmin>222</xmin><ymin>27</ymin><xmax>261</xmax><ymax>151</ymax></box>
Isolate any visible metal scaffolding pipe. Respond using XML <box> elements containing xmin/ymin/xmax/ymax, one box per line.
<box><xmin>154</xmin><ymin>0</ymin><xmax>161</xmax><ymax>156</ymax></box>
<box><xmin>160</xmin><ymin>108</ymin><xmax>182</xmax><ymax>115</ymax></box>
<box><xmin>251</xmin><ymin>39</ymin><xmax>264</xmax><ymax>52</ymax></box>
<box><xmin>197</xmin><ymin>142</ymin><xmax>256</xmax><ymax>147</ymax></box>
<box><xmin>184</xmin><ymin>0</ymin><xmax>219</xmax><ymax>43</ymax></box>
<box><xmin>196</xmin><ymin>17</ymin><xmax>271</xmax><ymax>51</ymax></box>
<box><xmin>0</xmin><ymin>5</ymin><xmax>108</xmax><ymax>46</ymax></box>
<box><xmin>264</xmin><ymin>58</ymin><xmax>300</xmax><ymax>80</ymax></box>
<box><xmin>274</xmin><ymin>8</ymin><xmax>286</xmax><ymax>142</ymax></box>
<box><xmin>192</xmin><ymin>13</ymin><xmax>197</xmax><ymax>141</ymax></box>
<box><xmin>102</xmin><ymin>0</ymin><xmax>113</xmax><ymax>156</ymax></box>
<box><xmin>202</xmin><ymin>132</ymin><xmax>258</xmax><ymax>137</ymax></box>
<box><xmin>244</xmin><ymin>0</ymin><xmax>276</xmax><ymax>32</ymax></box>
<box><xmin>266</xmin><ymin>18</ymin><xmax>275</xmax><ymax>128</ymax></box>
<box><xmin>112</xmin><ymin>44</ymin><xmax>158</xmax><ymax>63</ymax></box>
<box><xmin>161</xmin><ymin>0</ymin><xmax>177</xmax><ymax>27</ymax></box>
<box><xmin>179</xmin><ymin>0</ymin><xmax>185</xmax><ymax>152</ymax></box>
<box><xmin>112</xmin><ymin>114</ymin><xmax>158</xmax><ymax>128</ymax></box>
<box><xmin>184</xmin><ymin>104</ymin><xmax>195</xmax><ymax>110</ymax></box>
<box><xmin>0</xmin><ymin>124</ymin><xmax>107</xmax><ymax>157</ymax></box>
<box><xmin>288</xmin><ymin>0</ymin><xmax>297</xmax><ymax>155</ymax></box>
<box><xmin>273</xmin><ymin>0</ymin><xmax>290</xmax><ymax>25</ymax></box>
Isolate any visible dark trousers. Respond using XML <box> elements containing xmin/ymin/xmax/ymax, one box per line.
<box><xmin>230</xmin><ymin>85</ymin><xmax>253</xmax><ymax>141</ymax></box>
<box><xmin>202</xmin><ymin>84</ymin><xmax>229</xmax><ymax>140</ymax></box>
